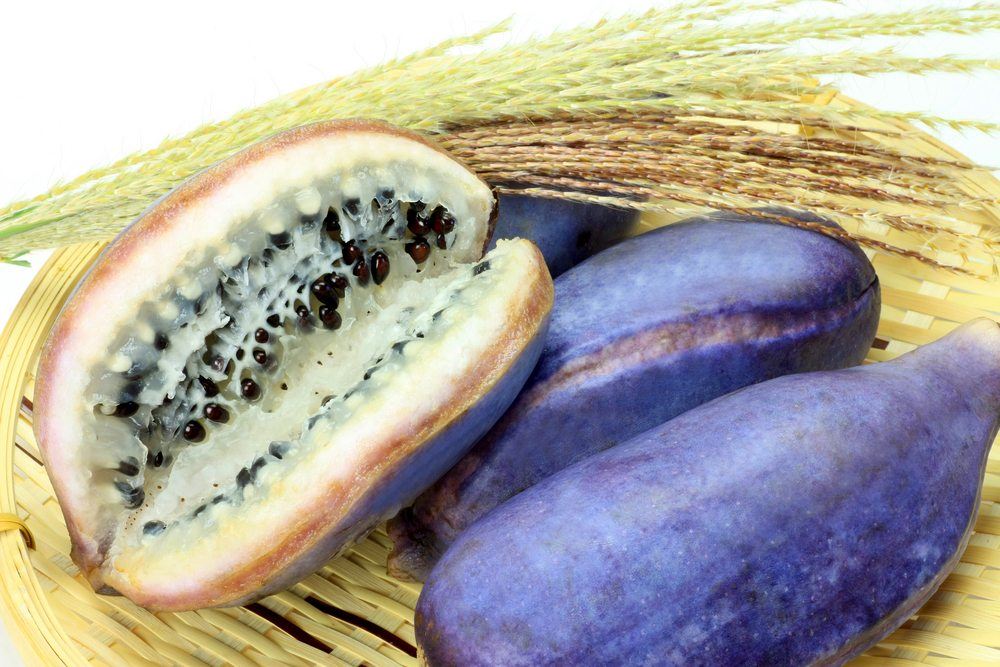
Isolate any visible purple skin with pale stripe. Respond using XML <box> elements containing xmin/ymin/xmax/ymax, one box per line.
<box><xmin>416</xmin><ymin>319</ymin><xmax>1000</xmax><ymax>667</ymax></box>
<box><xmin>488</xmin><ymin>194</ymin><xmax>639</xmax><ymax>277</ymax></box>
<box><xmin>387</xmin><ymin>209</ymin><xmax>880</xmax><ymax>581</ymax></box>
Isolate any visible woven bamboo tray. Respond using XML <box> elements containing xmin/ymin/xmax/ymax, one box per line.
<box><xmin>1</xmin><ymin>98</ymin><xmax>1000</xmax><ymax>666</ymax></box>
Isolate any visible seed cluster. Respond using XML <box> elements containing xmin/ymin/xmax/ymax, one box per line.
<box><xmin>96</xmin><ymin>188</ymin><xmax>461</xmax><ymax>521</ymax></box>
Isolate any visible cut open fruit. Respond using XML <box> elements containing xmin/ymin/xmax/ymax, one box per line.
<box><xmin>34</xmin><ymin>120</ymin><xmax>554</xmax><ymax>610</ymax></box>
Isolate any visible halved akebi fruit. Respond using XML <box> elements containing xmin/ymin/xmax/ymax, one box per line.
<box><xmin>34</xmin><ymin>120</ymin><xmax>554</xmax><ymax>611</ymax></box>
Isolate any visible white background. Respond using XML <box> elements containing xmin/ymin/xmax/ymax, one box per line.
<box><xmin>0</xmin><ymin>1</ymin><xmax>997</xmax><ymax>663</ymax></box>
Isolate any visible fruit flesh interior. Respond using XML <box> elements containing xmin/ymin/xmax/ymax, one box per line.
<box><xmin>80</xmin><ymin>175</ymin><xmax>488</xmax><ymax>548</ymax></box>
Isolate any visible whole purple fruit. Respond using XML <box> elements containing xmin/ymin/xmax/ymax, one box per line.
<box><xmin>488</xmin><ymin>194</ymin><xmax>639</xmax><ymax>276</ymax></box>
<box><xmin>388</xmin><ymin>209</ymin><xmax>880</xmax><ymax>581</ymax></box>
<box><xmin>417</xmin><ymin>319</ymin><xmax>1000</xmax><ymax>667</ymax></box>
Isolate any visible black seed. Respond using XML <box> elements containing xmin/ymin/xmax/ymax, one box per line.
<box><xmin>266</xmin><ymin>314</ymin><xmax>281</xmax><ymax>328</ymax></box>
<box><xmin>269</xmin><ymin>442</ymin><xmax>289</xmax><ymax>459</ymax></box>
<box><xmin>324</xmin><ymin>207</ymin><xmax>340</xmax><ymax>231</ymax></box>
<box><xmin>152</xmin><ymin>451</ymin><xmax>164</xmax><ymax>467</ymax></box>
<box><xmin>344</xmin><ymin>198</ymin><xmax>360</xmax><ymax>217</ymax></box>
<box><xmin>280</xmin><ymin>382</ymin><xmax>288</xmax><ymax>391</ymax></box>
<box><xmin>392</xmin><ymin>340</ymin><xmax>409</xmax><ymax>354</ymax></box>
<box><xmin>116</xmin><ymin>481</ymin><xmax>144</xmax><ymax>508</ymax></box>
<box><xmin>318</xmin><ymin>305</ymin><xmax>342</xmax><ymax>329</ymax></box>
<box><xmin>183</xmin><ymin>420</ymin><xmax>206</xmax><ymax>443</ymax></box>
<box><xmin>251</xmin><ymin>457</ymin><xmax>267</xmax><ymax>476</ymax></box>
<box><xmin>117</xmin><ymin>457</ymin><xmax>141</xmax><ymax>476</ymax></box>
<box><xmin>311</xmin><ymin>275</ymin><xmax>340</xmax><ymax>306</ymax></box>
<box><xmin>236</xmin><ymin>467</ymin><xmax>252</xmax><ymax>488</ymax></box>
<box><xmin>433</xmin><ymin>309</ymin><xmax>446</xmax><ymax>321</ymax></box>
<box><xmin>198</xmin><ymin>376</ymin><xmax>219</xmax><ymax>398</ymax></box>
<box><xmin>415</xmin><ymin>331</ymin><xmax>425</xmax><ymax>338</ymax></box>
<box><xmin>254</xmin><ymin>328</ymin><xmax>269</xmax><ymax>344</ymax></box>
<box><xmin>353</xmin><ymin>259</ymin><xmax>370</xmax><ymax>286</ymax></box>
<box><xmin>371</xmin><ymin>251</ymin><xmax>390</xmax><ymax>285</ymax></box>
<box><xmin>241</xmin><ymin>378</ymin><xmax>261</xmax><ymax>400</ymax></box>
<box><xmin>295</xmin><ymin>303</ymin><xmax>310</xmax><ymax>319</ymax></box>
<box><xmin>410</xmin><ymin>200</ymin><xmax>426</xmax><ymax>212</ymax></box>
<box><xmin>330</xmin><ymin>273</ymin><xmax>349</xmax><ymax>293</ymax></box>
<box><xmin>193</xmin><ymin>504</ymin><xmax>208</xmax><ymax>517</ymax></box>
<box><xmin>380</xmin><ymin>188</ymin><xmax>394</xmax><ymax>200</ymax></box>
<box><xmin>322</xmin><ymin>395</ymin><xmax>335</xmax><ymax>406</ymax></box>
<box><xmin>405</xmin><ymin>237</ymin><xmax>431</xmax><ymax>264</ymax></box>
<box><xmin>363</xmin><ymin>367</ymin><xmax>377</xmax><ymax>381</ymax></box>
<box><xmin>473</xmin><ymin>260</ymin><xmax>491</xmax><ymax>276</ymax></box>
<box><xmin>154</xmin><ymin>333</ymin><xmax>170</xmax><ymax>350</ymax></box>
<box><xmin>406</xmin><ymin>207</ymin><xmax>431</xmax><ymax>236</ymax></box>
<box><xmin>204</xmin><ymin>403</ymin><xmax>229</xmax><ymax>423</ymax></box>
<box><xmin>430</xmin><ymin>206</ymin><xmax>454</xmax><ymax>234</ymax></box>
<box><xmin>258</xmin><ymin>286</ymin><xmax>270</xmax><ymax>300</ymax></box>
<box><xmin>210</xmin><ymin>356</ymin><xmax>226</xmax><ymax>372</ymax></box>
<box><xmin>236</xmin><ymin>348</ymin><xmax>245</xmax><ymax>361</ymax></box>
<box><xmin>253</xmin><ymin>348</ymin><xmax>268</xmax><ymax>365</ymax></box>
<box><xmin>113</xmin><ymin>401</ymin><xmax>139</xmax><ymax>418</ymax></box>
<box><xmin>143</xmin><ymin>521</ymin><xmax>165</xmax><ymax>536</ymax></box>
<box><xmin>341</xmin><ymin>241</ymin><xmax>362</xmax><ymax>265</ymax></box>
<box><xmin>270</xmin><ymin>232</ymin><xmax>292</xmax><ymax>249</ymax></box>
<box><xmin>262</xmin><ymin>248</ymin><xmax>275</xmax><ymax>266</ymax></box>
<box><xmin>212</xmin><ymin>494</ymin><xmax>226</xmax><ymax>504</ymax></box>
<box><xmin>436</xmin><ymin>233</ymin><xmax>448</xmax><ymax>249</ymax></box>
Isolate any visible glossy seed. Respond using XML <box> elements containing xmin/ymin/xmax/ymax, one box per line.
<box><xmin>266</xmin><ymin>314</ymin><xmax>281</xmax><ymax>328</ymax></box>
<box><xmin>254</xmin><ymin>328</ymin><xmax>269</xmax><ymax>344</ymax></box>
<box><xmin>236</xmin><ymin>349</ymin><xmax>245</xmax><ymax>361</ymax></box>
<box><xmin>318</xmin><ymin>305</ymin><xmax>342</xmax><ymax>330</ymax></box>
<box><xmin>342</xmin><ymin>241</ymin><xmax>362</xmax><ymax>265</ymax></box>
<box><xmin>143</xmin><ymin>521</ymin><xmax>166</xmax><ymax>536</ymax></box>
<box><xmin>269</xmin><ymin>442</ymin><xmax>290</xmax><ymax>459</ymax></box>
<box><xmin>153</xmin><ymin>333</ymin><xmax>170</xmax><ymax>351</ymax></box>
<box><xmin>117</xmin><ymin>457</ymin><xmax>141</xmax><ymax>476</ymax></box>
<box><xmin>430</xmin><ymin>206</ymin><xmax>454</xmax><ymax>234</ymax></box>
<box><xmin>236</xmin><ymin>467</ymin><xmax>252</xmax><ymax>488</ymax></box>
<box><xmin>152</xmin><ymin>451</ymin><xmax>164</xmax><ymax>467</ymax></box>
<box><xmin>295</xmin><ymin>303</ymin><xmax>311</xmax><ymax>319</ymax></box>
<box><xmin>251</xmin><ymin>457</ymin><xmax>267</xmax><ymax>475</ymax></box>
<box><xmin>204</xmin><ymin>403</ymin><xmax>229</xmax><ymax>423</ymax></box>
<box><xmin>193</xmin><ymin>504</ymin><xmax>208</xmax><ymax>517</ymax></box>
<box><xmin>436</xmin><ymin>233</ymin><xmax>448</xmax><ymax>249</ymax></box>
<box><xmin>253</xmin><ymin>348</ymin><xmax>268</xmax><ymax>365</ymax></box>
<box><xmin>405</xmin><ymin>237</ymin><xmax>431</xmax><ymax>264</ymax></box>
<box><xmin>241</xmin><ymin>378</ymin><xmax>261</xmax><ymax>400</ymax></box>
<box><xmin>115</xmin><ymin>481</ymin><xmax>144</xmax><ymax>508</ymax></box>
<box><xmin>371</xmin><ymin>251</ymin><xmax>390</xmax><ymax>285</ymax></box>
<box><xmin>324</xmin><ymin>207</ymin><xmax>340</xmax><ymax>231</ymax></box>
<box><xmin>212</xmin><ymin>494</ymin><xmax>226</xmax><ymax>504</ymax></box>
<box><xmin>198</xmin><ymin>376</ymin><xmax>219</xmax><ymax>398</ymax></box>
<box><xmin>210</xmin><ymin>356</ymin><xmax>226</xmax><ymax>372</ymax></box>
<box><xmin>113</xmin><ymin>401</ymin><xmax>139</xmax><ymax>418</ymax></box>
<box><xmin>183</xmin><ymin>420</ymin><xmax>206</xmax><ymax>443</ymax></box>
<box><xmin>407</xmin><ymin>207</ymin><xmax>431</xmax><ymax>235</ymax></box>
<box><xmin>270</xmin><ymin>232</ymin><xmax>292</xmax><ymax>249</ymax></box>
<box><xmin>353</xmin><ymin>259</ymin><xmax>370</xmax><ymax>286</ymax></box>
<box><xmin>330</xmin><ymin>273</ymin><xmax>349</xmax><ymax>293</ymax></box>
<box><xmin>311</xmin><ymin>275</ymin><xmax>340</xmax><ymax>306</ymax></box>
<box><xmin>344</xmin><ymin>198</ymin><xmax>361</xmax><ymax>217</ymax></box>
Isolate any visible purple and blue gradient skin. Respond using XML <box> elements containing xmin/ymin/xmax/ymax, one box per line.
<box><xmin>388</xmin><ymin>210</ymin><xmax>880</xmax><ymax>580</ymax></box>
<box><xmin>488</xmin><ymin>194</ymin><xmax>639</xmax><ymax>276</ymax></box>
<box><xmin>416</xmin><ymin>320</ymin><xmax>1000</xmax><ymax>667</ymax></box>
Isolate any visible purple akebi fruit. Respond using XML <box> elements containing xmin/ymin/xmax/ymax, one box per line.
<box><xmin>388</xmin><ymin>209</ymin><xmax>880</xmax><ymax>581</ymax></box>
<box><xmin>489</xmin><ymin>194</ymin><xmax>639</xmax><ymax>276</ymax></box>
<box><xmin>416</xmin><ymin>319</ymin><xmax>1000</xmax><ymax>667</ymax></box>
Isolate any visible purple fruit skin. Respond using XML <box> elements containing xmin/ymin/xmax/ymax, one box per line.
<box><xmin>388</xmin><ymin>210</ymin><xmax>880</xmax><ymax>580</ymax></box>
<box><xmin>416</xmin><ymin>320</ymin><xmax>1000</xmax><ymax>667</ymax></box>
<box><xmin>488</xmin><ymin>194</ymin><xmax>638</xmax><ymax>276</ymax></box>
<box><xmin>224</xmin><ymin>317</ymin><xmax>549</xmax><ymax>606</ymax></box>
